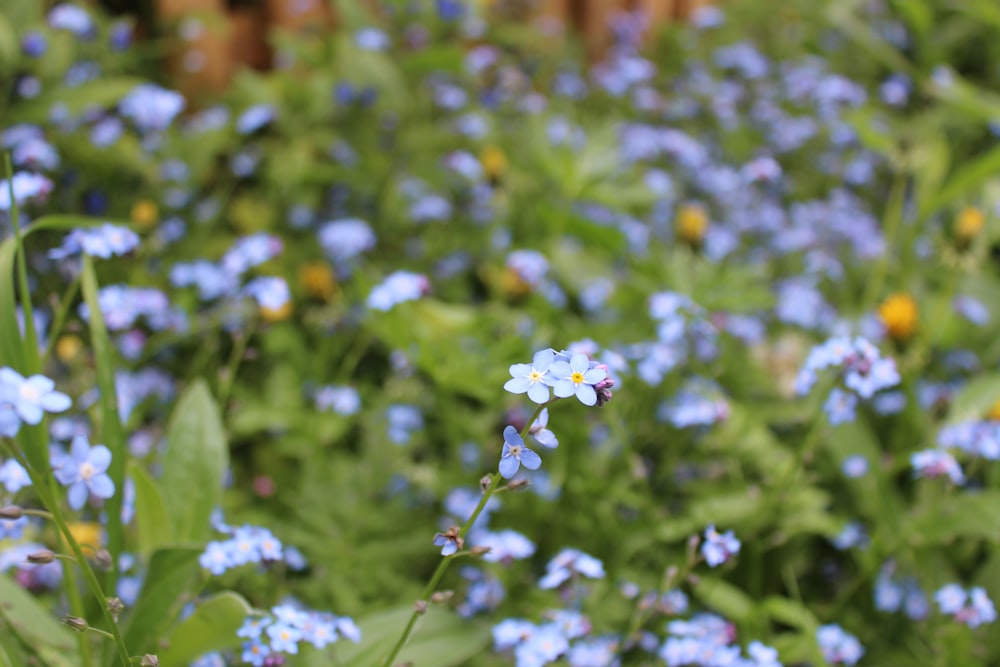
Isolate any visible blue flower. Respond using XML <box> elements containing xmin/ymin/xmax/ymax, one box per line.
<box><xmin>701</xmin><ymin>524</ymin><xmax>740</xmax><ymax>567</ymax></box>
<box><xmin>53</xmin><ymin>435</ymin><xmax>115</xmax><ymax>510</ymax></box>
<box><xmin>824</xmin><ymin>388</ymin><xmax>857</xmax><ymax>425</ymax></box>
<box><xmin>49</xmin><ymin>223</ymin><xmax>140</xmax><ymax>260</ymax></box>
<box><xmin>504</xmin><ymin>349</ymin><xmax>556</xmax><ymax>404</ymax></box>
<box><xmin>816</xmin><ymin>624</ymin><xmax>864</xmax><ymax>666</ymax></box>
<box><xmin>266</xmin><ymin>621</ymin><xmax>303</xmax><ymax>654</ymax></box>
<box><xmin>549</xmin><ymin>354</ymin><xmax>607</xmax><ymax>406</ymax></box>
<box><xmin>0</xmin><ymin>368</ymin><xmax>72</xmax><ymax>428</ymax></box>
<box><xmin>498</xmin><ymin>426</ymin><xmax>541</xmax><ymax>479</ymax></box>
<box><xmin>529</xmin><ymin>408</ymin><xmax>558</xmax><ymax>448</ymax></box>
<box><xmin>433</xmin><ymin>526</ymin><xmax>463</xmax><ymax>556</ymax></box>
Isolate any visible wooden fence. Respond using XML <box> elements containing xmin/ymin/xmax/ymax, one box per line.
<box><xmin>156</xmin><ymin>0</ymin><xmax>712</xmax><ymax>98</ymax></box>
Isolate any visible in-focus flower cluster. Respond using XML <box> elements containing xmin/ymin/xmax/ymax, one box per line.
<box><xmin>504</xmin><ymin>348</ymin><xmax>614</xmax><ymax>407</ymax></box>
<box><xmin>199</xmin><ymin>524</ymin><xmax>285</xmax><ymax>575</ymax></box>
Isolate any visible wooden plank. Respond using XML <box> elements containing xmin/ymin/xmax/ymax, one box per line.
<box><xmin>156</xmin><ymin>0</ymin><xmax>232</xmax><ymax>99</ymax></box>
<box><xmin>229</xmin><ymin>6</ymin><xmax>270</xmax><ymax>71</ymax></box>
<box><xmin>635</xmin><ymin>0</ymin><xmax>676</xmax><ymax>24</ymax></box>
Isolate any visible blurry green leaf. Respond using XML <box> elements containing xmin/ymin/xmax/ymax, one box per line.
<box><xmin>8</xmin><ymin>77</ymin><xmax>145</xmax><ymax>124</ymax></box>
<box><xmin>81</xmin><ymin>255</ymin><xmax>127</xmax><ymax>580</ymax></box>
<box><xmin>161</xmin><ymin>379</ymin><xmax>228</xmax><ymax>543</ymax></box>
<box><xmin>0</xmin><ymin>13</ymin><xmax>18</xmax><ymax>78</ymax></box>
<box><xmin>692</xmin><ymin>576</ymin><xmax>755</xmax><ymax>624</ymax></box>
<box><xmin>121</xmin><ymin>547</ymin><xmax>204</xmax><ymax>657</ymax></box>
<box><xmin>946</xmin><ymin>372</ymin><xmax>1000</xmax><ymax>424</ymax></box>
<box><xmin>330</xmin><ymin>605</ymin><xmax>490</xmax><ymax>667</ymax></box>
<box><xmin>129</xmin><ymin>461</ymin><xmax>174</xmax><ymax>558</ymax></box>
<box><xmin>0</xmin><ymin>574</ymin><xmax>79</xmax><ymax>665</ymax></box>
<box><xmin>762</xmin><ymin>596</ymin><xmax>820</xmax><ymax>632</ymax></box>
<box><xmin>157</xmin><ymin>592</ymin><xmax>253</xmax><ymax>667</ymax></box>
<box><xmin>925</xmin><ymin>144</ymin><xmax>1000</xmax><ymax>215</ymax></box>
<box><xmin>906</xmin><ymin>490</ymin><xmax>1000</xmax><ymax>545</ymax></box>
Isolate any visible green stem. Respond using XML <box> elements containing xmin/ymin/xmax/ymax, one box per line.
<box><xmin>41</xmin><ymin>275</ymin><xmax>82</xmax><ymax>364</ymax></box>
<box><xmin>2</xmin><ymin>441</ymin><xmax>132</xmax><ymax>666</ymax></box>
<box><xmin>5</xmin><ymin>154</ymin><xmax>40</xmax><ymax>376</ymax></box>
<box><xmin>378</xmin><ymin>402</ymin><xmax>550</xmax><ymax>667</ymax></box>
<box><xmin>860</xmin><ymin>174</ymin><xmax>907</xmax><ymax>311</ymax></box>
<box><xmin>217</xmin><ymin>319</ymin><xmax>257</xmax><ymax>406</ymax></box>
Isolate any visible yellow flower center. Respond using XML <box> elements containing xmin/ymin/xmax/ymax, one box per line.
<box><xmin>529</xmin><ymin>370</ymin><xmax>543</xmax><ymax>382</ymax></box>
<box><xmin>18</xmin><ymin>384</ymin><xmax>40</xmax><ymax>401</ymax></box>
<box><xmin>676</xmin><ymin>204</ymin><xmax>708</xmax><ymax>244</ymax></box>
<box><xmin>986</xmin><ymin>397</ymin><xmax>1000</xmax><ymax>421</ymax></box>
<box><xmin>570</xmin><ymin>371</ymin><xmax>585</xmax><ymax>384</ymax></box>
<box><xmin>955</xmin><ymin>207</ymin><xmax>984</xmax><ymax>242</ymax></box>
<box><xmin>878</xmin><ymin>293</ymin><xmax>918</xmax><ymax>341</ymax></box>
<box><xmin>79</xmin><ymin>462</ymin><xmax>95</xmax><ymax>481</ymax></box>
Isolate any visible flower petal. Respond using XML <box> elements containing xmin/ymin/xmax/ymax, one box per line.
<box><xmin>508</xmin><ymin>363</ymin><xmax>532</xmax><ymax>378</ymax></box>
<box><xmin>39</xmin><ymin>391</ymin><xmax>72</xmax><ymax>413</ymax></box>
<box><xmin>504</xmin><ymin>377</ymin><xmax>530</xmax><ymax>394</ymax></box>
<box><xmin>89</xmin><ymin>445</ymin><xmax>112</xmax><ymax>473</ymax></box>
<box><xmin>519</xmin><ymin>448</ymin><xmax>542</xmax><ymax>470</ymax></box>
<box><xmin>67</xmin><ymin>481</ymin><xmax>88</xmax><ymax>510</ymax></box>
<box><xmin>503</xmin><ymin>425</ymin><xmax>524</xmax><ymax>447</ymax></box>
<box><xmin>527</xmin><ymin>382</ymin><xmax>550</xmax><ymax>404</ymax></box>
<box><xmin>569</xmin><ymin>354</ymin><xmax>590</xmax><ymax>373</ymax></box>
<box><xmin>532</xmin><ymin>349</ymin><xmax>555</xmax><ymax>371</ymax></box>
<box><xmin>575</xmin><ymin>384</ymin><xmax>597</xmax><ymax>406</ymax></box>
<box><xmin>553</xmin><ymin>379</ymin><xmax>575</xmax><ymax>398</ymax></box>
<box><xmin>548</xmin><ymin>361</ymin><xmax>572</xmax><ymax>379</ymax></box>
<box><xmin>498</xmin><ymin>456</ymin><xmax>520</xmax><ymax>479</ymax></box>
<box><xmin>582</xmin><ymin>368</ymin><xmax>606</xmax><ymax>384</ymax></box>
<box><xmin>89</xmin><ymin>474</ymin><xmax>115</xmax><ymax>500</ymax></box>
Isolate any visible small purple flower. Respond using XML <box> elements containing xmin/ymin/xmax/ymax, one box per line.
<box><xmin>49</xmin><ymin>224</ymin><xmax>140</xmax><ymax>260</ymax></box>
<box><xmin>433</xmin><ymin>526</ymin><xmax>464</xmax><ymax>556</ymax></box>
<box><xmin>498</xmin><ymin>425</ymin><xmax>541</xmax><ymax>479</ymax></box>
<box><xmin>267</xmin><ymin>621</ymin><xmax>303</xmax><ymax>654</ymax></box>
<box><xmin>911</xmin><ymin>449</ymin><xmax>964</xmax><ymax>484</ymax></box>
<box><xmin>504</xmin><ymin>349</ymin><xmax>556</xmax><ymax>404</ymax></box>
<box><xmin>816</xmin><ymin>624</ymin><xmax>864</xmax><ymax>666</ymax></box>
<box><xmin>54</xmin><ymin>435</ymin><xmax>116</xmax><ymax>510</ymax></box>
<box><xmin>824</xmin><ymin>388</ymin><xmax>857</xmax><ymax>425</ymax></box>
<box><xmin>549</xmin><ymin>354</ymin><xmax>607</xmax><ymax>406</ymax></box>
<box><xmin>538</xmin><ymin>547</ymin><xmax>605</xmax><ymax>589</ymax></box>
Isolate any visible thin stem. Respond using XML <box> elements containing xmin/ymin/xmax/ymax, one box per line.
<box><xmin>5</xmin><ymin>153</ymin><xmax>40</xmax><ymax>376</ymax></box>
<box><xmin>378</xmin><ymin>402</ymin><xmax>550</xmax><ymax>667</ymax></box>
<box><xmin>41</xmin><ymin>275</ymin><xmax>82</xmax><ymax>363</ymax></box>
<box><xmin>217</xmin><ymin>318</ymin><xmax>257</xmax><ymax>406</ymax></box>
<box><xmin>2</xmin><ymin>440</ymin><xmax>132</xmax><ymax>666</ymax></box>
<box><xmin>860</xmin><ymin>174</ymin><xmax>906</xmax><ymax>311</ymax></box>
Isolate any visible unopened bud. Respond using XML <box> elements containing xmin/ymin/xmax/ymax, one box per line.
<box><xmin>430</xmin><ymin>590</ymin><xmax>454</xmax><ymax>604</ymax></box>
<box><xmin>469</xmin><ymin>546</ymin><xmax>492</xmax><ymax>557</ymax></box>
<box><xmin>413</xmin><ymin>600</ymin><xmax>428</xmax><ymax>615</ymax></box>
<box><xmin>0</xmin><ymin>505</ymin><xmax>23</xmax><ymax>519</ymax></box>
<box><xmin>93</xmin><ymin>549</ymin><xmax>113</xmax><ymax>570</ymax></box>
<box><xmin>140</xmin><ymin>655</ymin><xmax>159</xmax><ymax>667</ymax></box>
<box><xmin>506</xmin><ymin>478</ymin><xmax>529</xmax><ymax>491</ymax></box>
<box><xmin>27</xmin><ymin>550</ymin><xmax>55</xmax><ymax>564</ymax></box>
<box><xmin>107</xmin><ymin>597</ymin><xmax>125</xmax><ymax>620</ymax></box>
<box><xmin>63</xmin><ymin>615</ymin><xmax>88</xmax><ymax>632</ymax></box>
<box><xmin>479</xmin><ymin>475</ymin><xmax>492</xmax><ymax>492</ymax></box>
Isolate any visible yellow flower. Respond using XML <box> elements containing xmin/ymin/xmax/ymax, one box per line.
<box><xmin>676</xmin><ymin>204</ymin><xmax>708</xmax><ymax>245</ymax></box>
<box><xmin>298</xmin><ymin>262</ymin><xmax>338</xmax><ymax>301</ymax></box>
<box><xmin>261</xmin><ymin>301</ymin><xmax>293</xmax><ymax>322</ymax></box>
<box><xmin>986</xmin><ymin>397</ymin><xmax>1000</xmax><ymax>422</ymax></box>
<box><xmin>67</xmin><ymin>521</ymin><xmax>103</xmax><ymax>549</ymax></box>
<box><xmin>955</xmin><ymin>207</ymin><xmax>984</xmax><ymax>243</ymax></box>
<box><xmin>481</xmin><ymin>146</ymin><xmax>507</xmax><ymax>184</ymax></box>
<box><xmin>878</xmin><ymin>293</ymin><xmax>918</xmax><ymax>341</ymax></box>
<box><xmin>130</xmin><ymin>200</ymin><xmax>158</xmax><ymax>230</ymax></box>
<box><xmin>500</xmin><ymin>265</ymin><xmax>533</xmax><ymax>298</ymax></box>
<box><xmin>56</xmin><ymin>335</ymin><xmax>83</xmax><ymax>363</ymax></box>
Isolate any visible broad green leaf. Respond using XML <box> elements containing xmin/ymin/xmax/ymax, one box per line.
<box><xmin>129</xmin><ymin>461</ymin><xmax>174</xmax><ymax>557</ymax></box>
<box><xmin>762</xmin><ymin>597</ymin><xmax>820</xmax><ymax>632</ymax></box>
<box><xmin>160</xmin><ymin>379</ymin><xmax>228</xmax><ymax>543</ymax></box>
<box><xmin>81</xmin><ymin>255</ymin><xmax>127</xmax><ymax>585</ymax></box>
<box><xmin>946</xmin><ymin>372</ymin><xmax>1000</xmax><ymax>425</ymax></box>
<box><xmin>905</xmin><ymin>490</ymin><xmax>1000</xmax><ymax>545</ymax></box>
<box><xmin>924</xmin><ymin>143</ymin><xmax>1000</xmax><ymax>215</ymax></box>
<box><xmin>692</xmin><ymin>576</ymin><xmax>755</xmax><ymax>625</ymax></box>
<box><xmin>157</xmin><ymin>592</ymin><xmax>252</xmax><ymax>667</ymax></box>
<box><xmin>330</xmin><ymin>605</ymin><xmax>490</xmax><ymax>667</ymax></box>
<box><xmin>0</xmin><ymin>573</ymin><xmax>79</xmax><ymax>664</ymax></box>
<box><xmin>121</xmin><ymin>547</ymin><xmax>204</xmax><ymax>658</ymax></box>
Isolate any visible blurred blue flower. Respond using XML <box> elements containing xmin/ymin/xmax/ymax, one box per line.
<box><xmin>119</xmin><ymin>84</ymin><xmax>185</xmax><ymax>133</ymax></box>
<box><xmin>539</xmin><ymin>547</ymin><xmax>604</xmax><ymax>589</ymax></box>
<box><xmin>816</xmin><ymin>624</ymin><xmax>863</xmax><ymax>666</ymax></box>
<box><xmin>0</xmin><ymin>367</ymin><xmax>72</xmax><ymax>429</ymax></box>
<box><xmin>701</xmin><ymin>525</ymin><xmax>740</xmax><ymax>567</ymax></box>
<box><xmin>50</xmin><ymin>224</ymin><xmax>140</xmax><ymax>260</ymax></box>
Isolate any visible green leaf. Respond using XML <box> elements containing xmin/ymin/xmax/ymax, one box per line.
<box><xmin>121</xmin><ymin>547</ymin><xmax>204</xmax><ymax>658</ymax></box>
<box><xmin>946</xmin><ymin>372</ymin><xmax>1000</xmax><ymax>424</ymax></box>
<box><xmin>81</xmin><ymin>255</ymin><xmax>127</xmax><ymax>584</ymax></box>
<box><xmin>329</xmin><ymin>605</ymin><xmax>491</xmax><ymax>667</ymax></box>
<box><xmin>0</xmin><ymin>573</ymin><xmax>79</xmax><ymax>665</ymax></box>
<box><xmin>924</xmin><ymin>143</ymin><xmax>1000</xmax><ymax>215</ymax></box>
<box><xmin>906</xmin><ymin>490</ymin><xmax>1000</xmax><ymax>545</ymax></box>
<box><xmin>762</xmin><ymin>596</ymin><xmax>820</xmax><ymax>632</ymax></box>
<box><xmin>691</xmin><ymin>576</ymin><xmax>755</xmax><ymax>624</ymax></box>
<box><xmin>7</xmin><ymin>77</ymin><xmax>145</xmax><ymax>125</ymax></box>
<box><xmin>157</xmin><ymin>592</ymin><xmax>252</xmax><ymax>667</ymax></box>
<box><xmin>128</xmin><ymin>461</ymin><xmax>174</xmax><ymax>558</ymax></box>
<box><xmin>160</xmin><ymin>379</ymin><xmax>228</xmax><ymax>543</ymax></box>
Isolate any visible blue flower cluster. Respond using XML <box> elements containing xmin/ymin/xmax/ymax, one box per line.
<box><xmin>504</xmin><ymin>348</ymin><xmax>613</xmax><ymax>407</ymax></box>
<box><xmin>935</xmin><ymin>584</ymin><xmax>997</xmax><ymax>629</ymax></box>
<box><xmin>199</xmin><ymin>524</ymin><xmax>285</xmax><ymax>576</ymax></box>
<box><xmin>48</xmin><ymin>223</ymin><xmax>140</xmax><ymax>261</ymax></box>
<box><xmin>700</xmin><ymin>525</ymin><xmax>741</xmax><ymax>568</ymax></box>
<box><xmin>660</xmin><ymin>614</ymin><xmax>781</xmax><ymax>667</ymax></box>
<box><xmin>815</xmin><ymin>624</ymin><xmax>864</xmax><ymax>666</ymax></box>
<box><xmin>234</xmin><ymin>602</ymin><xmax>360</xmax><ymax>666</ymax></box>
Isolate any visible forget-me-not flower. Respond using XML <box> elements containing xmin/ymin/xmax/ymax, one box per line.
<box><xmin>549</xmin><ymin>353</ymin><xmax>607</xmax><ymax>406</ymax></box>
<box><xmin>54</xmin><ymin>435</ymin><xmax>116</xmax><ymax>510</ymax></box>
<box><xmin>498</xmin><ymin>425</ymin><xmax>541</xmax><ymax>479</ymax></box>
<box><xmin>504</xmin><ymin>349</ymin><xmax>556</xmax><ymax>404</ymax></box>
